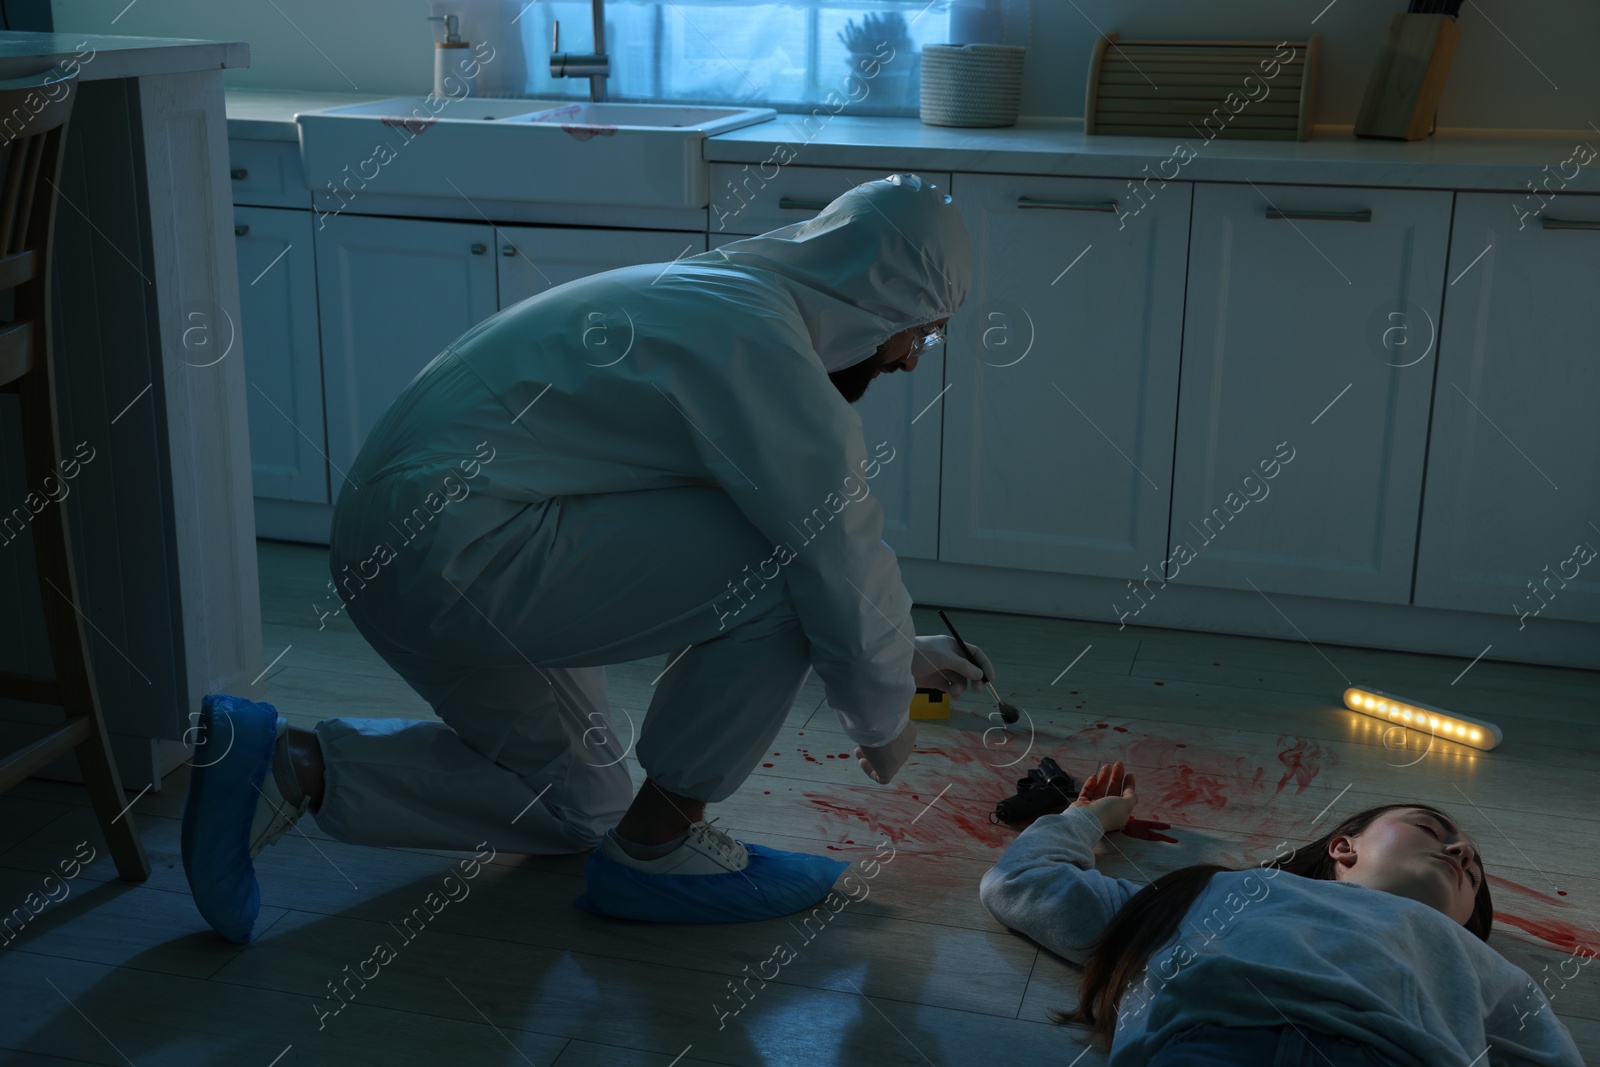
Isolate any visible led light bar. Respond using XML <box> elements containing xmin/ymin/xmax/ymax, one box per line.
<box><xmin>1342</xmin><ymin>687</ymin><xmax>1502</xmax><ymax>751</ymax></box>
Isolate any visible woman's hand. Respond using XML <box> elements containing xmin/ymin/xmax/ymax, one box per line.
<box><xmin>1068</xmin><ymin>760</ymin><xmax>1138</xmax><ymax>834</ymax></box>
<box><xmin>911</xmin><ymin>634</ymin><xmax>994</xmax><ymax>698</ymax></box>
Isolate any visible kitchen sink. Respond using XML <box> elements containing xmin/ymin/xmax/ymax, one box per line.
<box><xmin>510</xmin><ymin>102</ymin><xmax>768</xmax><ymax>128</ymax></box>
<box><xmin>296</xmin><ymin>96</ymin><xmax>777</xmax><ymax>210</ymax></box>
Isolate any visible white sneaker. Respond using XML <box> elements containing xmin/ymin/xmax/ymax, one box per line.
<box><xmin>247</xmin><ymin>719</ymin><xmax>311</xmax><ymax>858</ymax></box>
<box><xmin>601</xmin><ymin>819</ymin><xmax>751</xmax><ymax>875</ymax></box>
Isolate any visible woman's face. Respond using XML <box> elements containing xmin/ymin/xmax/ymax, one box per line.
<box><xmin>1330</xmin><ymin>808</ymin><xmax>1483</xmax><ymax>925</ymax></box>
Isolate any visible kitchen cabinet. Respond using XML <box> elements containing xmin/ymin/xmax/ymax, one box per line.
<box><xmin>1413</xmin><ymin>192</ymin><xmax>1600</xmax><ymax>622</ymax></box>
<box><xmin>220</xmin><ymin>108</ymin><xmax>1600</xmax><ymax>667</ymax></box>
<box><xmin>227</xmin><ymin>138</ymin><xmax>311</xmax><ymax>209</ymax></box>
<box><xmin>234</xmin><ymin>206</ymin><xmax>327</xmax><ymax>503</ymax></box>
<box><xmin>498</xmin><ymin>226</ymin><xmax>705</xmax><ymax>308</ymax></box>
<box><xmin>707</xmin><ymin>164</ymin><xmax>952</xmax><ymax>560</ymax></box>
<box><xmin>705</xmin><ymin>231</ymin><xmax>943</xmax><ymax>561</ymax></box>
<box><xmin>1168</xmin><ymin>183</ymin><xmax>1452</xmax><ymax>604</ymax></box>
<box><xmin>843</xmin><ymin>345</ymin><xmax>944</xmax><ymax>562</ymax></box>
<box><xmin>709</xmin><ymin>163</ymin><xmax>952</xmax><ymax>237</ymax></box>
<box><xmin>939</xmin><ymin>173</ymin><xmax>1190</xmax><ymax>580</ymax></box>
<box><xmin>315</xmin><ymin>213</ymin><xmax>499</xmax><ymax>498</ymax></box>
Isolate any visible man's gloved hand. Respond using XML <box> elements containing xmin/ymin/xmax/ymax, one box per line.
<box><xmin>911</xmin><ymin>634</ymin><xmax>995</xmax><ymax>698</ymax></box>
<box><xmin>854</xmin><ymin>718</ymin><xmax>917</xmax><ymax>785</ymax></box>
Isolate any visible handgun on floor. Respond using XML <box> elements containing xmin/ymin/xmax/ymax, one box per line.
<box><xmin>991</xmin><ymin>755</ymin><xmax>1079</xmax><ymax>826</ymax></box>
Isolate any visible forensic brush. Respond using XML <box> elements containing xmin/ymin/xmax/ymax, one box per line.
<box><xmin>936</xmin><ymin>608</ymin><xmax>1021</xmax><ymax>724</ymax></box>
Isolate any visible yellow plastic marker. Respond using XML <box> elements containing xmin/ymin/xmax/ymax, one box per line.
<box><xmin>909</xmin><ymin>687</ymin><xmax>950</xmax><ymax>721</ymax></box>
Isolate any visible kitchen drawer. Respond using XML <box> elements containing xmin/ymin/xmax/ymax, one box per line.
<box><xmin>710</xmin><ymin>164</ymin><xmax>951</xmax><ymax>236</ymax></box>
<box><xmin>227</xmin><ymin>139</ymin><xmax>311</xmax><ymax>209</ymax></box>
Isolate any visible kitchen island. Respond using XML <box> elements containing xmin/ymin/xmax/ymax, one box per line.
<box><xmin>0</xmin><ymin>32</ymin><xmax>259</xmax><ymax>792</ymax></box>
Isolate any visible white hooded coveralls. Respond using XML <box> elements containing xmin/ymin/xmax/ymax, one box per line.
<box><xmin>314</xmin><ymin>174</ymin><xmax>973</xmax><ymax>854</ymax></box>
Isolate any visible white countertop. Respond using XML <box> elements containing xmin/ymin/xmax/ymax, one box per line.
<box><xmin>0</xmin><ymin>31</ymin><xmax>248</xmax><ymax>82</ymax></box>
<box><xmin>708</xmin><ymin>115</ymin><xmax>1599</xmax><ymax>192</ymax></box>
<box><xmin>224</xmin><ymin>88</ymin><xmax>1597</xmax><ymax>192</ymax></box>
<box><xmin>225</xmin><ymin>89</ymin><xmax>385</xmax><ymax>141</ymax></box>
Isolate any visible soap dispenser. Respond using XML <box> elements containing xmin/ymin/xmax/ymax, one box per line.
<box><xmin>428</xmin><ymin>14</ymin><xmax>474</xmax><ymax>98</ymax></box>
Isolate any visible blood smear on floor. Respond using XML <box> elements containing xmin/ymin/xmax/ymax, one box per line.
<box><xmin>804</xmin><ymin>723</ymin><xmax>1339</xmax><ymax>859</ymax></box>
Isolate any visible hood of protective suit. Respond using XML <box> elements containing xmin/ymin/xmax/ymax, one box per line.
<box><xmin>705</xmin><ymin>173</ymin><xmax>973</xmax><ymax>372</ymax></box>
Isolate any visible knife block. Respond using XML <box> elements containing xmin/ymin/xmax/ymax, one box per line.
<box><xmin>1354</xmin><ymin>12</ymin><xmax>1461</xmax><ymax>140</ymax></box>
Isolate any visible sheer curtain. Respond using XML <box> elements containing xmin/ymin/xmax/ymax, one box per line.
<box><xmin>430</xmin><ymin>0</ymin><xmax>1029</xmax><ymax>116</ymax></box>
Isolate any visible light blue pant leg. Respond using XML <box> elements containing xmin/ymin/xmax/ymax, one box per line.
<box><xmin>313</xmin><ymin>635</ymin><xmax>634</xmax><ymax>853</ymax></box>
<box><xmin>316</xmin><ymin>478</ymin><xmax>813</xmax><ymax>852</ymax></box>
<box><xmin>635</xmin><ymin>599</ymin><xmax>813</xmax><ymax>803</ymax></box>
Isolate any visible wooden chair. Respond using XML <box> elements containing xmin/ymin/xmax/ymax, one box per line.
<box><xmin>0</xmin><ymin>64</ymin><xmax>150</xmax><ymax>881</ymax></box>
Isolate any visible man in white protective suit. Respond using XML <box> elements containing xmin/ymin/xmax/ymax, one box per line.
<box><xmin>179</xmin><ymin>173</ymin><xmax>998</xmax><ymax>936</ymax></box>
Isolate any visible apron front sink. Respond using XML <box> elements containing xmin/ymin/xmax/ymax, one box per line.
<box><xmin>296</xmin><ymin>96</ymin><xmax>776</xmax><ymax>210</ymax></box>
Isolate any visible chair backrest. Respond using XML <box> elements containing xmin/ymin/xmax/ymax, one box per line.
<box><xmin>0</xmin><ymin>65</ymin><xmax>80</xmax><ymax>390</ymax></box>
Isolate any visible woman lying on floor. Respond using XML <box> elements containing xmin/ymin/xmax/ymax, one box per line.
<box><xmin>979</xmin><ymin>762</ymin><xmax>1585</xmax><ymax>1067</ymax></box>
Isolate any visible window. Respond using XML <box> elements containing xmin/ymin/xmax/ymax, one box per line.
<box><xmin>436</xmin><ymin>0</ymin><xmax>1023</xmax><ymax>117</ymax></box>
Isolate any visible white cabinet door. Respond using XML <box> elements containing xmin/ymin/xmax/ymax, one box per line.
<box><xmin>709</xmin><ymin>164</ymin><xmax>952</xmax><ymax>237</ymax></box>
<box><xmin>227</xmin><ymin>139</ymin><xmax>311</xmax><ymax>209</ymax></box>
<box><xmin>497</xmin><ymin>227</ymin><xmax>704</xmax><ymax>309</ymax></box>
<box><xmin>706</xmin><ymin>232</ymin><xmax>942</xmax><ymax>561</ymax></box>
<box><xmin>837</xmin><ymin>339</ymin><xmax>944</xmax><ymax>562</ymax></box>
<box><xmin>939</xmin><ymin>173</ymin><xmax>1189</xmax><ymax>579</ymax></box>
<box><xmin>315</xmin><ymin>214</ymin><xmax>498</xmax><ymax>499</ymax></box>
<box><xmin>1170</xmin><ymin>183</ymin><xmax>1452</xmax><ymax>603</ymax></box>
<box><xmin>1414</xmin><ymin>192</ymin><xmax>1600</xmax><ymax>622</ymax></box>
<box><xmin>234</xmin><ymin>206</ymin><xmax>326</xmax><ymax>503</ymax></box>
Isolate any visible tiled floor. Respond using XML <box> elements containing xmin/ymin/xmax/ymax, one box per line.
<box><xmin>1</xmin><ymin>538</ymin><xmax>1596</xmax><ymax>1065</ymax></box>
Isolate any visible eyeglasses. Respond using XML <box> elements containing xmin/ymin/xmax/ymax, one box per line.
<box><xmin>909</xmin><ymin>324</ymin><xmax>945</xmax><ymax>354</ymax></box>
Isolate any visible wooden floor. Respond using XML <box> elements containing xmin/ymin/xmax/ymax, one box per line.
<box><xmin>2</xmin><ymin>538</ymin><xmax>1597</xmax><ymax>1066</ymax></box>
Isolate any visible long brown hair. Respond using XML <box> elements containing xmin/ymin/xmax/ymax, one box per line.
<box><xmin>1055</xmin><ymin>803</ymin><xmax>1494</xmax><ymax>1048</ymax></box>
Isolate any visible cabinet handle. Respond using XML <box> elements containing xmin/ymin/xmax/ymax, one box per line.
<box><xmin>1016</xmin><ymin>197</ymin><xmax>1118</xmax><ymax>212</ymax></box>
<box><xmin>777</xmin><ymin>197</ymin><xmax>830</xmax><ymax>211</ymax></box>
<box><xmin>234</xmin><ymin>224</ymin><xmax>249</xmax><ymax>237</ymax></box>
<box><xmin>502</xmin><ymin>244</ymin><xmax>517</xmax><ymax>256</ymax></box>
<box><xmin>231</xmin><ymin>167</ymin><xmax>248</xmax><ymax>180</ymax></box>
<box><xmin>471</xmin><ymin>243</ymin><xmax>487</xmax><ymax>255</ymax></box>
<box><xmin>1265</xmin><ymin>207</ymin><xmax>1372</xmax><ymax>222</ymax></box>
<box><xmin>1540</xmin><ymin>217</ymin><xmax>1600</xmax><ymax>230</ymax></box>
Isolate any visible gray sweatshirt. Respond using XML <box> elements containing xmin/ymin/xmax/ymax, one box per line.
<box><xmin>978</xmin><ymin>807</ymin><xmax>1585</xmax><ymax>1067</ymax></box>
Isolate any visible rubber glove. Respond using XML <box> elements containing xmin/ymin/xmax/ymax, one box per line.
<box><xmin>911</xmin><ymin>634</ymin><xmax>995</xmax><ymax>698</ymax></box>
<box><xmin>855</xmin><ymin>719</ymin><xmax>917</xmax><ymax>785</ymax></box>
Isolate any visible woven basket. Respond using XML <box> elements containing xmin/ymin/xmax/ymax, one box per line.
<box><xmin>920</xmin><ymin>44</ymin><xmax>1026</xmax><ymax>128</ymax></box>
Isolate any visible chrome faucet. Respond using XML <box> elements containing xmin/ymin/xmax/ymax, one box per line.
<box><xmin>550</xmin><ymin>0</ymin><xmax>610</xmax><ymax>103</ymax></box>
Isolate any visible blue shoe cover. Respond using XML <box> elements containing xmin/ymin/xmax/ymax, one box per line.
<box><xmin>574</xmin><ymin>841</ymin><xmax>849</xmax><ymax>924</ymax></box>
<box><xmin>180</xmin><ymin>693</ymin><xmax>279</xmax><ymax>943</ymax></box>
